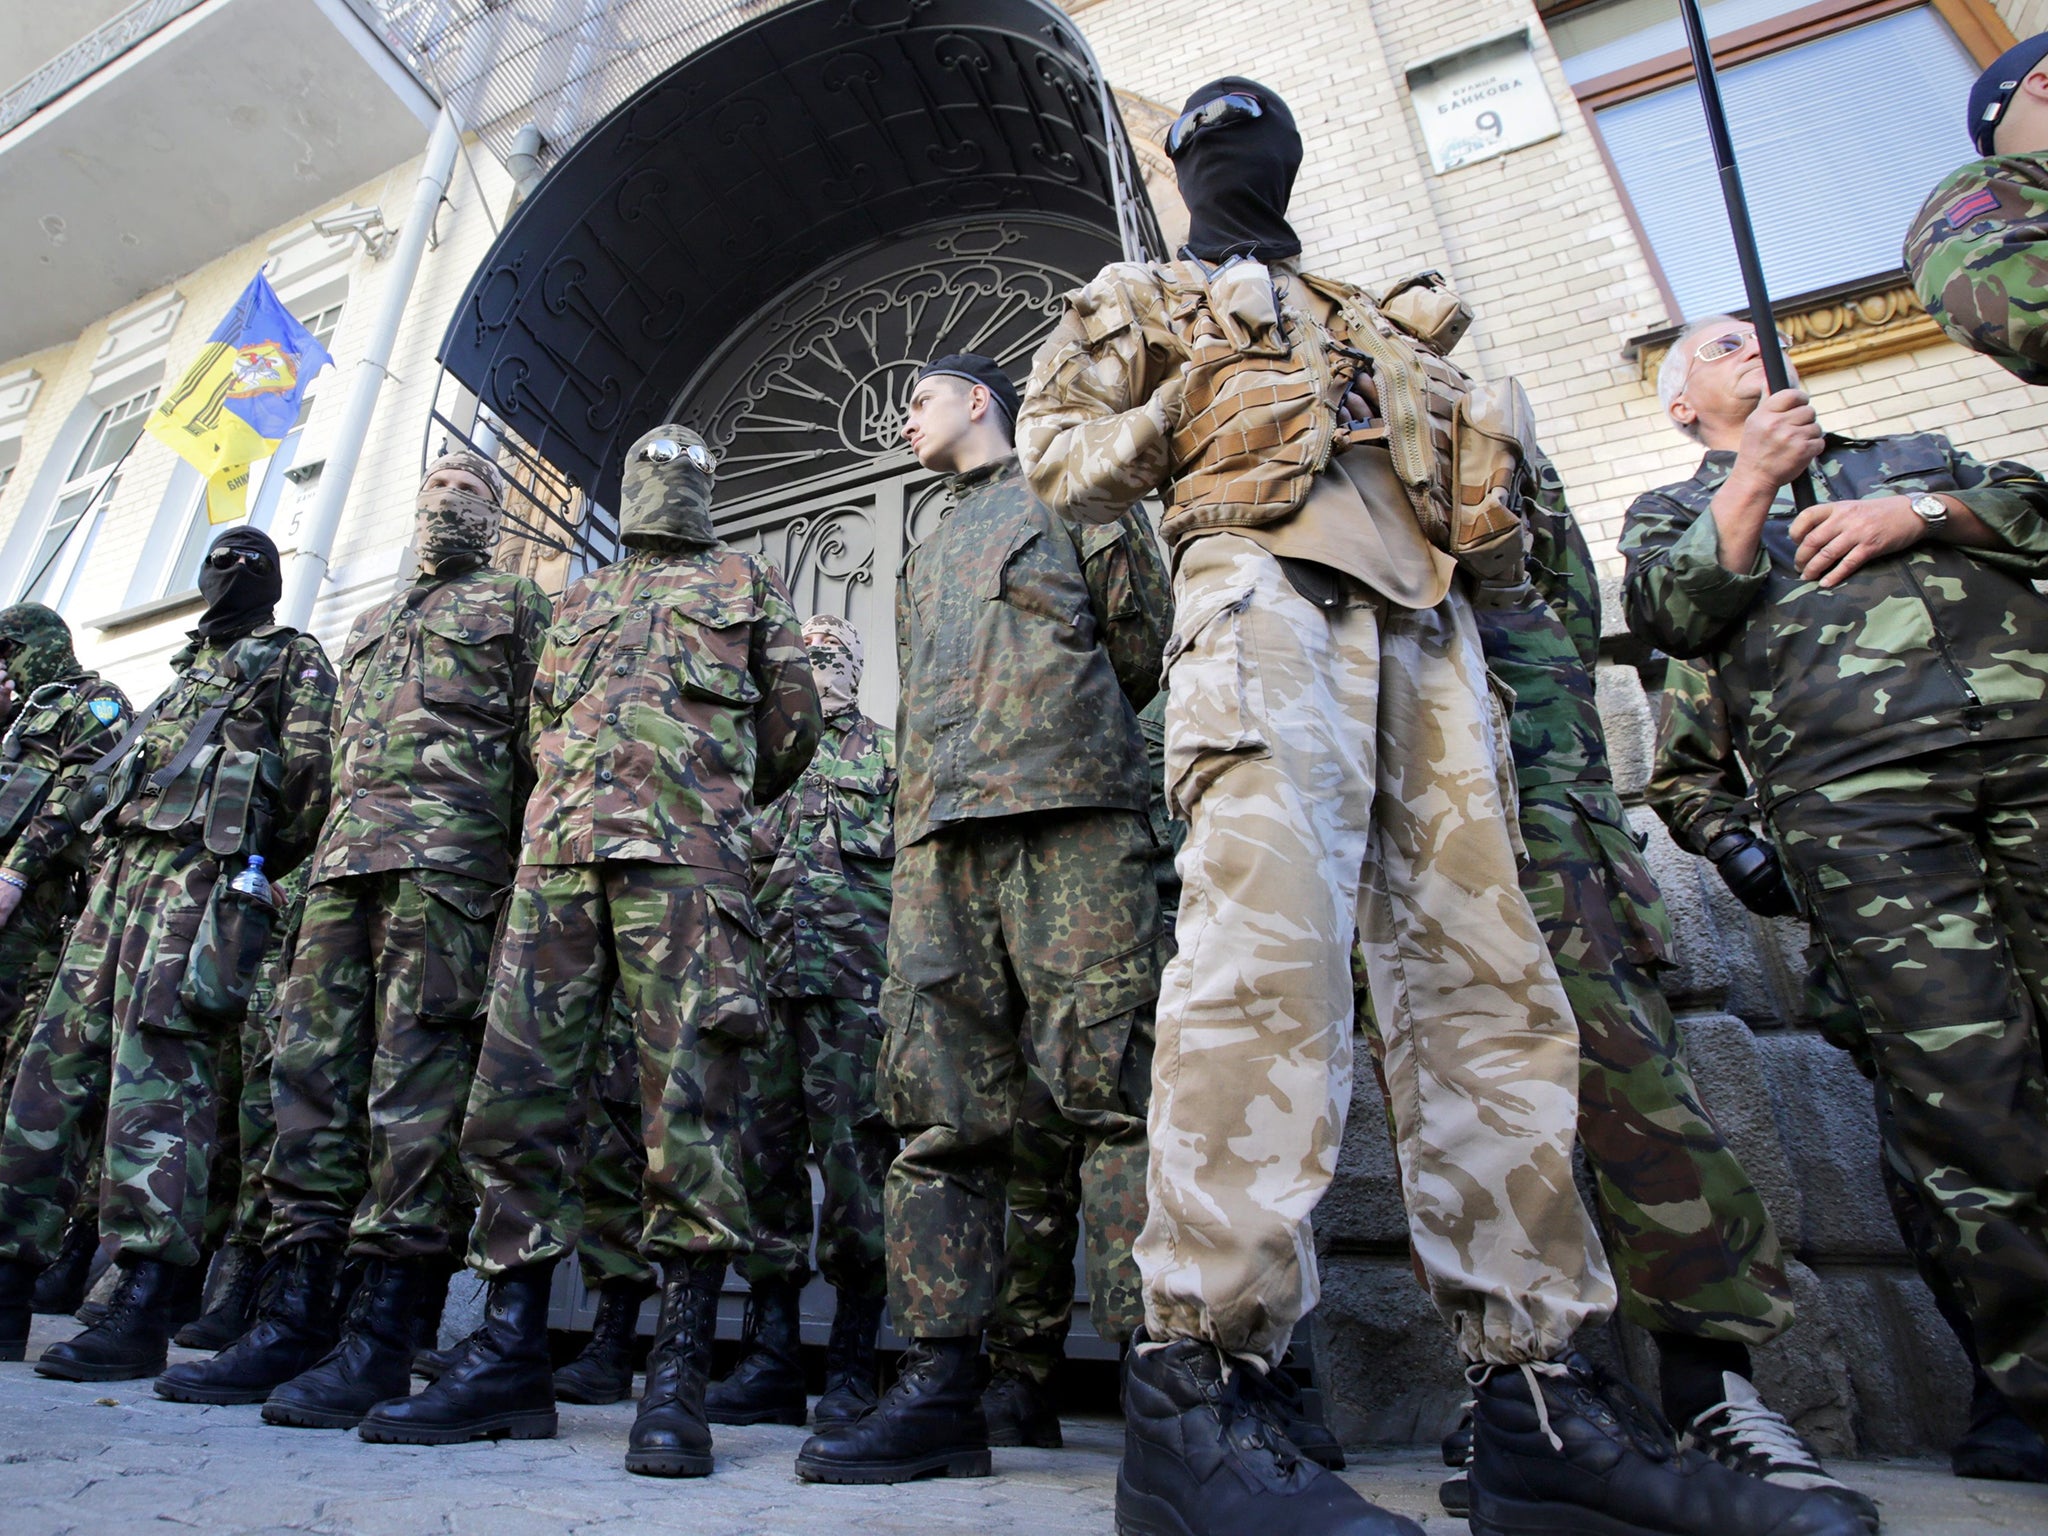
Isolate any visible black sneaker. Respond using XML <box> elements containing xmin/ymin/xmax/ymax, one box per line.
<box><xmin>1684</xmin><ymin>1373</ymin><xmax>1880</xmax><ymax>1531</ymax></box>
<box><xmin>1468</xmin><ymin>1353</ymin><xmax>1865</xmax><ymax>1536</ymax></box>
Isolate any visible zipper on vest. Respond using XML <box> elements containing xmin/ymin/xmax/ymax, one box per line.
<box><xmin>1899</xmin><ymin>558</ymin><xmax>1983</xmax><ymax>724</ymax></box>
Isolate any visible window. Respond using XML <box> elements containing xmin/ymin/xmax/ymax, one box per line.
<box><xmin>21</xmin><ymin>384</ymin><xmax>160</xmax><ymax>608</ymax></box>
<box><xmin>159</xmin><ymin>298</ymin><xmax>344</xmax><ymax>596</ymax></box>
<box><xmin>1546</xmin><ymin>0</ymin><xmax>2008</xmax><ymax>321</ymax></box>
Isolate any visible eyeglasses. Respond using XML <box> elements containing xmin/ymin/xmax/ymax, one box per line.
<box><xmin>1692</xmin><ymin>329</ymin><xmax>1794</xmax><ymax>366</ymax></box>
<box><xmin>205</xmin><ymin>547</ymin><xmax>265</xmax><ymax>571</ymax></box>
<box><xmin>1167</xmin><ymin>92</ymin><xmax>1263</xmax><ymax>157</ymax></box>
<box><xmin>638</xmin><ymin>438</ymin><xmax>716</xmax><ymax>473</ymax></box>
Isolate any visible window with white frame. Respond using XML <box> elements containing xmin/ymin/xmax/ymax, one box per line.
<box><xmin>1543</xmin><ymin>0</ymin><xmax>2011</xmax><ymax>322</ymax></box>
<box><xmin>21</xmin><ymin>384</ymin><xmax>161</xmax><ymax>609</ymax></box>
<box><xmin>158</xmin><ymin>297</ymin><xmax>345</xmax><ymax>597</ymax></box>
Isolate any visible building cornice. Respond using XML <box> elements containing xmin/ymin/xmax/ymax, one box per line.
<box><xmin>1628</xmin><ymin>271</ymin><xmax>1946</xmax><ymax>381</ymax></box>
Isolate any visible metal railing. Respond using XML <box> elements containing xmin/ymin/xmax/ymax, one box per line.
<box><xmin>0</xmin><ymin>0</ymin><xmax>210</xmax><ymax>139</ymax></box>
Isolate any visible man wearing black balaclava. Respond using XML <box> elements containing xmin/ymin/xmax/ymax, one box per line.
<box><xmin>1016</xmin><ymin>79</ymin><xmax>1865</xmax><ymax>1536</ymax></box>
<box><xmin>0</xmin><ymin>525</ymin><xmax>335</xmax><ymax>1383</ymax></box>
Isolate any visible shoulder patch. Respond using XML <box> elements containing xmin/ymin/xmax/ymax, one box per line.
<box><xmin>1945</xmin><ymin>187</ymin><xmax>2002</xmax><ymax>229</ymax></box>
<box><xmin>298</xmin><ymin>667</ymin><xmax>322</xmax><ymax>681</ymax></box>
<box><xmin>88</xmin><ymin>697</ymin><xmax>123</xmax><ymax>725</ymax></box>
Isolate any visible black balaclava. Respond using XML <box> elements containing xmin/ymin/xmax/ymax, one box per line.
<box><xmin>196</xmin><ymin>526</ymin><xmax>283</xmax><ymax>641</ymax></box>
<box><xmin>1170</xmin><ymin>77</ymin><xmax>1304</xmax><ymax>265</ymax></box>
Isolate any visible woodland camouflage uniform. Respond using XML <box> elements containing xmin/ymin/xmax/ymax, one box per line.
<box><xmin>0</xmin><ymin>615</ymin><xmax>335</xmax><ymax>1271</ymax></box>
<box><xmin>1622</xmin><ymin>429</ymin><xmax>2048</xmax><ymax>1436</ymax></box>
<box><xmin>1906</xmin><ymin>155</ymin><xmax>2048</xmax><ymax>384</ymax></box>
<box><xmin>881</xmin><ymin>455</ymin><xmax>1168</xmax><ymax>1345</ymax></box>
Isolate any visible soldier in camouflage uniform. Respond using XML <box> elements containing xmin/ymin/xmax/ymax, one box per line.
<box><xmin>1648</xmin><ymin>655</ymin><xmax>2048</xmax><ymax>1485</ymax></box>
<box><xmin>0</xmin><ymin>606</ymin><xmax>128</xmax><ymax>1356</ymax></box>
<box><xmin>706</xmin><ymin>612</ymin><xmax>897</xmax><ymax>1431</ymax></box>
<box><xmin>1018</xmin><ymin>79</ymin><xmax>1861</xmax><ymax>1536</ymax></box>
<box><xmin>1905</xmin><ymin>34</ymin><xmax>2048</xmax><ymax>385</ymax></box>
<box><xmin>795</xmin><ymin>353</ymin><xmax>1168</xmax><ymax>1487</ymax></box>
<box><xmin>0</xmin><ymin>527</ymin><xmax>335</xmax><ymax>1382</ymax></box>
<box><xmin>361</xmin><ymin>425</ymin><xmax>819</xmax><ymax>1482</ymax></box>
<box><xmin>158</xmin><ymin>452</ymin><xmax>549</xmax><ymax>1427</ymax></box>
<box><xmin>1622</xmin><ymin>313</ymin><xmax>2048</xmax><ymax>1442</ymax></box>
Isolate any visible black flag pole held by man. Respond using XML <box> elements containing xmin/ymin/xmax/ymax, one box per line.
<box><xmin>1677</xmin><ymin>0</ymin><xmax>1816</xmax><ymax>511</ymax></box>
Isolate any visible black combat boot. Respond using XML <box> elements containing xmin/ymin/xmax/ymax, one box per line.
<box><xmin>1952</xmin><ymin>1372</ymin><xmax>2048</xmax><ymax>1483</ymax></box>
<box><xmin>36</xmin><ymin>1255</ymin><xmax>192</xmax><ymax>1382</ymax></box>
<box><xmin>553</xmin><ymin>1280</ymin><xmax>650</xmax><ymax>1405</ymax></box>
<box><xmin>1244</xmin><ymin>1359</ymin><xmax>1347</xmax><ymax>1471</ymax></box>
<box><xmin>1466</xmin><ymin>1352</ymin><xmax>1866</xmax><ymax>1536</ymax></box>
<box><xmin>262</xmin><ymin>1258</ymin><xmax>424</xmax><ymax>1429</ymax></box>
<box><xmin>1</xmin><ymin>1258</ymin><xmax>33</xmax><ymax>1362</ymax></box>
<box><xmin>625</xmin><ymin>1261</ymin><xmax>724</xmax><ymax>1477</ymax></box>
<box><xmin>705</xmin><ymin>1276</ymin><xmax>806</xmax><ymax>1426</ymax></box>
<box><xmin>1117</xmin><ymin>1335</ymin><xmax>1419</xmax><ymax>1536</ymax></box>
<box><xmin>175</xmin><ymin>1242</ymin><xmax>264</xmax><ymax>1350</ymax></box>
<box><xmin>31</xmin><ymin>1213</ymin><xmax>101</xmax><ymax>1316</ymax></box>
<box><xmin>412</xmin><ymin>1258</ymin><xmax>457</xmax><ymax>1354</ymax></box>
<box><xmin>983</xmin><ymin>1360</ymin><xmax>1063</xmax><ymax>1449</ymax></box>
<box><xmin>155</xmin><ymin>1242</ymin><xmax>342</xmax><ymax>1404</ymax></box>
<box><xmin>357</xmin><ymin>1263</ymin><xmax>556</xmax><ymax>1445</ymax></box>
<box><xmin>795</xmin><ymin>1335</ymin><xmax>992</xmax><ymax>1484</ymax></box>
<box><xmin>812</xmin><ymin>1291</ymin><xmax>884</xmax><ymax>1429</ymax></box>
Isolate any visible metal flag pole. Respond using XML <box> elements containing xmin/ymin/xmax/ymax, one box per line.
<box><xmin>1676</xmin><ymin>0</ymin><xmax>1815</xmax><ymax>510</ymax></box>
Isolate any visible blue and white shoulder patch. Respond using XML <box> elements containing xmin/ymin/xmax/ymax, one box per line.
<box><xmin>88</xmin><ymin>697</ymin><xmax>123</xmax><ymax>725</ymax></box>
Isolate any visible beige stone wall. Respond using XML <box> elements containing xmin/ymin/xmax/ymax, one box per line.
<box><xmin>1069</xmin><ymin>0</ymin><xmax>2048</xmax><ymax>562</ymax></box>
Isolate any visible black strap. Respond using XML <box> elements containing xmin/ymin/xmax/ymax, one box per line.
<box><xmin>84</xmin><ymin>698</ymin><xmax>164</xmax><ymax>779</ymax></box>
<box><xmin>145</xmin><ymin>701</ymin><xmax>233</xmax><ymax>792</ymax></box>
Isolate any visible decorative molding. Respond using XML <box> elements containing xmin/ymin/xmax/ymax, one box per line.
<box><xmin>1630</xmin><ymin>276</ymin><xmax>1946</xmax><ymax>381</ymax></box>
<box><xmin>0</xmin><ymin>369</ymin><xmax>42</xmax><ymax>435</ymax></box>
<box><xmin>90</xmin><ymin>288</ymin><xmax>185</xmax><ymax>388</ymax></box>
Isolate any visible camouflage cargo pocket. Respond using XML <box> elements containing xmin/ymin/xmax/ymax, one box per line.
<box><xmin>407</xmin><ymin>870</ymin><xmax>505</xmax><ymax>1026</ymax></box>
<box><xmin>174</xmin><ymin>873</ymin><xmax>276</xmax><ymax>1028</ymax></box>
<box><xmin>1162</xmin><ymin>584</ymin><xmax>1267</xmax><ymax>819</ymax></box>
<box><xmin>1038</xmin><ymin>937</ymin><xmax>1161</xmax><ymax>1123</ymax></box>
<box><xmin>1565</xmin><ymin>786</ymin><xmax>1674</xmax><ymax>967</ymax></box>
<box><xmin>876</xmin><ymin>975</ymin><xmax>946</xmax><ymax>1132</ymax></box>
<box><xmin>700</xmin><ymin>883</ymin><xmax>767</xmax><ymax>1046</ymax></box>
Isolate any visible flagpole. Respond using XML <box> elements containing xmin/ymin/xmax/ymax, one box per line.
<box><xmin>1676</xmin><ymin>0</ymin><xmax>1815</xmax><ymax>511</ymax></box>
<box><xmin>15</xmin><ymin>429</ymin><xmax>145</xmax><ymax>605</ymax></box>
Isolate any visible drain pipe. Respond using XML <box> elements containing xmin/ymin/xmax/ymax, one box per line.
<box><xmin>280</xmin><ymin>103</ymin><xmax>462</xmax><ymax>630</ymax></box>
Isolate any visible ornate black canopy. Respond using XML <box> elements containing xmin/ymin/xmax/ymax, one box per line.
<box><xmin>437</xmin><ymin>0</ymin><xmax>1160</xmax><ymax>509</ymax></box>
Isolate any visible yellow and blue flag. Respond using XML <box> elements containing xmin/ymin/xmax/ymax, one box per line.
<box><xmin>145</xmin><ymin>271</ymin><xmax>333</xmax><ymax>524</ymax></box>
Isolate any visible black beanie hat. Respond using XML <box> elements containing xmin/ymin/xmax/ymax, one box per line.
<box><xmin>1969</xmin><ymin>33</ymin><xmax>2048</xmax><ymax>155</ymax></box>
<box><xmin>916</xmin><ymin>353</ymin><xmax>1020</xmax><ymax>429</ymax></box>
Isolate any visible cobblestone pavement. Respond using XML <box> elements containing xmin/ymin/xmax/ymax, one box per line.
<box><xmin>4</xmin><ymin>1320</ymin><xmax>2044</xmax><ymax>1534</ymax></box>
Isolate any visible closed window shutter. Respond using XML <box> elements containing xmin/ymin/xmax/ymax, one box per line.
<box><xmin>1594</xmin><ymin>7</ymin><xmax>1979</xmax><ymax>320</ymax></box>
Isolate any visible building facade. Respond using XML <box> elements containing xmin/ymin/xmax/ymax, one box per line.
<box><xmin>1</xmin><ymin>0</ymin><xmax>2036</xmax><ymax>1455</ymax></box>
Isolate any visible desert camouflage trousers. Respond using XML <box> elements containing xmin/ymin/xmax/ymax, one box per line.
<box><xmin>1138</xmin><ymin>534</ymin><xmax>1614</xmax><ymax>1367</ymax></box>
<box><xmin>264</xmin><ymin>870</ymin><xmax>500</xmax><ymax>1260</ymax></box>
<box><xmin>880</xmin><ymin>810</ymin><xmax>1159</xmax><ymax>1341</ymax></box>
<box><xmin>460</xmin><ymin>861</ymin><xmax>761</xmax><ymax>1277</ymax></box>
<box><xmin>733</xmin><ymin>991</ymin><xmax>895</xmax><ymax>1297</ymax></box>
<box><xmin>1773</xmin><ymin>743</ymin><xmax>2048</xmax><ymax>1435</ymax></box>
<box><xmin>0</xmin><ymin>835</ymin><xmax>227</xmax><ymax>1267</ymax></box>
<box><xmin>575</xmin><ymin>991</ymin><xmax>656</xmax><ymax>1291</ymax></box>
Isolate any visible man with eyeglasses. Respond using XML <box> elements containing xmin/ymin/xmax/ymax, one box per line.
<box><xmin>155</xmin><ymin>451</ymin><xmax>550</xmax><ymax>1429</ymax></box>
<box><xmin>1622</xmin><ymin>314</ymin><xmax>2048</xmax><ymax>1451</ymax></box>
<box><xmin>1906</xmin><ymin>33</ymin><xmax>2048</xmax><ymax>385</ymax></box>
<box><xmin>0</xmin><ymin>526</ymin><xmax>336</xmax><ymax>1381</ymax></box>
<box><xmin>358</xmin><ymin>425</ymin><xmax>821</xmax><ymax>1482</ymax></box>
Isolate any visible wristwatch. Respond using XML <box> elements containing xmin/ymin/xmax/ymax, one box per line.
<box><xmin>1909</xmin><ymin>493</ymin><xmax>1950</xmax><ymax>527</ymax></box>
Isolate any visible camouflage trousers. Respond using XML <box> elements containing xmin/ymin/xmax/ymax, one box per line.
<box><xmin>460</xmin><ymin>861</ymin><xmax>760</xmax><ymax>1277</ymax></box>
<box><xmin>0</xmin><ymin>870</ymin><xmax>79</xmax><ymax>1113</ymax></box>
<box><xmin>1516</xmin><ymin>780</ymin><xmax>1793</xmax><ymax>1344</ymax></box>
<box><xmin>1774</xmin><ymin>743</ymin><xmax>2048</xmax><ymax>1435</ymax></box>
<box><xmin>264</xmin><ymin>871</ymin><xmax>499</xmax><ymax>1260</ymax></box>
<box><xmin>880</xmin><ymin>810</ymin><xmax>1158</xmax><ymax>1341</ymax></box>
<box><xmin>1141</xmin><ymin>534</ymin><xmax>1614</xmax><ymax>1367</ymax></box>
<box><xmin>987</xmin><ymin>1066</ymin><xmax>1085</xmax><ymax>1383</ymax></box>
<box><xmin>733</xmin><ymin>990</ymin><xmax>894</xmax><ymax>1298</ymax></box>
<box><xmin>208</xmin><ymin>992</ymin><xmax>279</xmax><ymax>1251</ymax></box>
<box><xmin>576</xmin><ymin>991</ymin><xmax>655</xmax><ymax>1292</ymax></box>
<box><xmin>0</xmin><ymin>835</ymin><xmax>227</xmax><ymax>1267</ymax></box>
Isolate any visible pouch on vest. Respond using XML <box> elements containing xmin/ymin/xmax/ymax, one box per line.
<box><xmin>1451</xmin><ymin>377</ymin><xmax>1538</xmax><ymax>576</ymax></box>
<box><xmin>143</xmin><ymin>741</ymin><xmax>218</xmax><ymax>833</ymax></box>
<box><xmin>0</xmin><ymin>764</ymin><xmax>53</xmax><ymax>846</ymax></box>
<box><xmin>1378</xmin><ymin>272</ymin><xmax>1473</xmax><ymax>357</ymax></box>
<box><xmin>202</xmin><ymin>748</ymin><xmax>264</xmax><ymax>856</ymax></box>
<box><xmin>177</xmin><ymin>872</ymin><xmax>277</xmax><ymax>1025</ymax></box>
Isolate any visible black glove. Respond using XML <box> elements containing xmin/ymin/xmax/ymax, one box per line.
<box><xmin>1703</xmin><ymin>828</ymin><xmax>1799</xmax><ymax>917</ymax></box>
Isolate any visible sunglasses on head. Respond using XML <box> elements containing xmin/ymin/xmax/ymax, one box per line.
<box><xmin>1692</xmin><ymin>328</ymin><xmax>1794</xmax><ymax>366</ymax></box>
<box><xmin>638</xmin><ymin>438</ymin><xmax>716</xmax><ymax>473</ymax></box>
<box><xmin>1167</xmin><ymin>92</ymin><xmax>1263</xmax><ymax>157</ymax></box>
<box><xmin>205</xmin><ymin>547</ymin><xmax>265</xmax><ymax>571</ymax></box>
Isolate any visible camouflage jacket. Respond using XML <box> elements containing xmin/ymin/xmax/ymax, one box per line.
<box><xmin>1645</xmin><ymin>656</ymin><xmax>1752</xmax><ymax>859</ymax></box>
<box><xmin>107</xmin><ymin>626</ymin><xmax>337</xmax><ymax>876</ymax></box>
<box><xmin>522</xmin><ymin>546</ymin><xmax>820</xmax><ymax>874</ymax></box>
<box><xmin>313</xmin><ymin>564</ymin><xmax>551</xmax><ymax>888</ymax></box>
<box><xmin>751</xmin><ymin>708</ymin><xmax>895</xmax><ymax>1000</ymax></box>
<box><xmin>894</xmin><ymin>455</ymin><xmax>1168</xmax><ymax>847</ymax></box>
<box><xmin>1619</xmin><ymin>432</ymin><xmax>2048</xmax><ymax>804</ymax></box>
<box><xmin>1474</xmin><ymin>456</ymin><xmax>1609</xmax><ymax>792</ymax></box>
<box><xmin>0</xmin><ymin>671</ymin><xmax>130</xmax><ymax>887</ymax></box>
<box><xmin>1905</xmin><ymin>155</ymin><xmax>2048</xmax><ymax>385</ymax></box>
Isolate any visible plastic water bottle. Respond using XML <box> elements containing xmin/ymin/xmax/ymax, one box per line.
<box><xmin>229</xmin><ymin>854</ymin><xmax>271</xmax><ymax>904</ymax></box>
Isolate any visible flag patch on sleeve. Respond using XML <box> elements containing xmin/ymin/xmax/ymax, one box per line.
<box><xmin>88</xmin><ymin>698</ymin><xmax>122</xmax><ymax>725</ymax></box>
<box><xmin>1945</xmin><ymin>188</ymin><xmax>2002</xmax><ymax>228</ymax></box>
